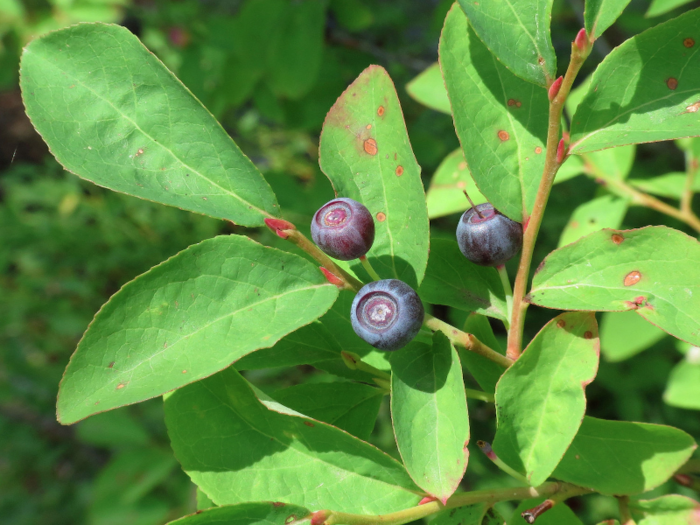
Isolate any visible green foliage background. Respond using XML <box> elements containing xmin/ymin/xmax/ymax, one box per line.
<box><xmin>1</xmin><ymin>0</ymin><xmax>699</xmax><ymax>523</ymax></box>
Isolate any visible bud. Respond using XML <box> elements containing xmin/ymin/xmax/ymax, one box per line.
<box><xmin>548</xmin><ymin>76</ymin><xmax>563</xmax><ymax>102</ymax></box>
<box><xmin>556</xmin><ymin>138</ymin><xmax>567</xmax><ymax>164</ymax></box>
<box><xmin>574</xmin><ymin>28</ymin><xmax>589</xmax><ymax>51</ymax></box>
<box><xmin>264</xmin><ymin>218</ymin><xmax>296</xmax><ymax>239</ymax></box>
<box><xmin>320</xmin><ymin>267</ymin><xmax>344</xmax><ymax>288</ymax></box>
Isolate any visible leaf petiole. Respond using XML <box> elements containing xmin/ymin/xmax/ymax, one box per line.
<box><xmin>359</xmin><ymin>255</ymin><xmax>382</xmax><ymax>281</ymax></box>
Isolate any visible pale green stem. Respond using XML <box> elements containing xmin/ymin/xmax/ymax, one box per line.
<box><xmin>359</xmin><ymin>255</ymin><xmax>382</xmax><ymax>281</ymax></box>
<box><xmin>341</xmin><ymin>351</ymin><xmax>391</xmax><ymax>381</ymax></box>
<box><xmin>618</xmin><ymin>496</ymin><xmax>636</xmax><ymax>525</ymax></box>
<box><xmin>497</xmin><ymin>265</ymin><xmax>513</xmax><ymax>329</ymax></box>
<box><xmin>465</xmin><ymin>388</ymin><xmax>495</xmax><ymax>403</ymax></box>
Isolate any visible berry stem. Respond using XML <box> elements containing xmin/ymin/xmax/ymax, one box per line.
<box><xmin>341</xmin><ymin>351</ymin><xmax>391</xmax><ymax>381</ymax></box>
<box><xmin>359</xmin><ymin>255</ymin><xmax>382</xmax><ymax>281</ymax></box>
<box><xmin>507</xmin><ymin>37</ymin><xmax>591</xmax><ymax>360</ymax></box>
<box><xmin>423</xmin><ymin>314</ymin><xmax>513</xmax><ymax>368</ymax></box>
<box><xmin>477</xmin><ymin>441</ymin><xmax>528</xmax><ymax>483</ymax></box>
<box><xmin>497</xmin><ymin>265</ymin><xmax>513</xmax><ymax>329</ymax></box>
<box><xmin>463</xmin><ymin>190</ymin><xmax>484</xmax><ymax>218</ymax></box>
<box><xmin>465</xmin><ymin>389</ymin><xmax>495</xmax><ymax>403</ymax></box>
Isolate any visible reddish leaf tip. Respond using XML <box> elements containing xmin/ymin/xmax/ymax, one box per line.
<box><xmin>264</xmin><ymin>218</ymin><xmax>296</xmax><ymax>232</ymax></box>
<box><xmin>419</xmin><ymin>496</ymin><xmax>437</xmax><ymax>505</ymax></box>
<box><xmin>574</xmin><ymin>28</ymin><xmax>588</xmax><ymax>51</ymax></box>
<box><xmin>548</xmin><ymin>76</ymin><xmax>563</xmax><ymax>101</ymax></box>
<box><xmin>319</xmin><ymin>267</ymin><xmax>344</xmax><ymax>288</ymax></box>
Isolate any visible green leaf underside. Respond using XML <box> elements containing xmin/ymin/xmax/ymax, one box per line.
<box><xmin>558</xmin><ymin>195</ymin><xmax>628</xmax><ymax>247</ymax></box>
<box><xmin>418</xmin><ymin>239</ymin><xmax>507</xmax><ymax>321</ymax></box>
<box><xmin>664</xmin><ymin>358</ymin><xmax>700</xmax><ymax>409</ymax></box>
<box><xmin>431</xmin><ymin>504</ymin><xmax>490</xmax><ymax>525</ymax></box>
<box><xmin>426</xmin><ymin>149</ymin><xmax>486</xmax><ymax>219</ymax></box>
<box><xmin>629</xmin><ymin>172</ymin><xmax>700</xmax><ymax>199</ymax></box>
<box><xmin>530</xmin><ymin>226</ymin><xmax>700</xmax><ymax>347</ymax></box>
<box><xmin>630</xmin><ymin>495</ymin><xmax>700</xmax><ymax>525</ymax></box>
<box><xmin>236</xmin><ymin>290</ymin><xmax>388</xmax><ymax>382</ymax></box>
<box><xmin>456</xmin><ymin>0</ymin><xmax>556</xmax><ymax>88</ymax></box>
<box><xmin>57</xmin><ymin>235</ymin><xmax>338</xmax><ymax>424</ymax></box>
<box><xmin>570</xmin><ymin>9</ymin><xmax>700</xmax><ymax>154</ymax></box>
<box><xmin>272</xmin><ymin>382</ymin><xmax>383</xmax><ymax>440</ymax></box>
<box><xmin>460</xmin><ymin>313</ymin><xmax>506</xmax><ymax>394</ymax></box>
<box><xmin>440</xmin><ymin>5</ymin><xmax>549</xmax><ymax>222</ymax></box>
<box><xmin>493</xmin><ymin>312</ymin><xmax>600</xmax><ymax>487</ymax></box>
<box><xmin>391</xmin><ymin>332</ymin><xmax>469</xmax><ymax>503</ymax></box>
<box><xmin>600</xmin><ymin>310</ymin><xmax>666</xmax><ymax>362</ymax></box>
<box><xmin>646</xmin><ymin>0</ymin><xmax>696</xmax><ymax>18</ymax></box>
<box><xmin>164</xmin><ymin>368</ymin><xmax>422</xmax><ymax>512</ymax></box>
<box><xmin>20</xmin><ymin>23</ymin><xmax>278</xmax><ymax>226</ymax></box>
<box><xmin>509</xmin><ymin>499</ymin><xmax>585</xmax><ymax>525</ymax></box>
<box><xmin>319</xmin><ymin>65</ymin><xmax>429</xmax><ymax>289</ymax></box>
<box><xmin>584</xmin><ymin>0</ymin><xmax>632</xmax><ymax>40</ymax></box>
<box><xmin>406</xmin><ymin>63</ymin><xmax>451</xmax><ymax>114</ymax></box>
<box><xmin>552</xmin><ymin>416</ymin><xmax>697</xmax><ymax>495</ymax></box>
<box><xmin>167</xmin><ymin>502</ymin><xmax>311</xmax><ymax>525</ymax></box>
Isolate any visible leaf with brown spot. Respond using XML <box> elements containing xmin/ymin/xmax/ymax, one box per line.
<box><xmin>530</xmin><ymin>226</ymin><xmax>700</xmax><ymax>347</ymax></box>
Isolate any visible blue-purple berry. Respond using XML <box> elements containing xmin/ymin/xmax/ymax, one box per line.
<box><xmin>351</xmin><ymin>279</ymin><xmax>424</xmax><ymax>351</ymax></box>
<box><xmin>311</xmin><ymin>198</ymin><xmax>375</xmax><ymax>261</ymax></box>
<box><xmin>456</xmin><ymin>203</ymin><xmax>522</xmax><ymax>267</ymax></box>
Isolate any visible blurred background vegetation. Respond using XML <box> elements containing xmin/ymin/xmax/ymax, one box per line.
<box><xmin>1</xmin><ymin>0</ymin><xmax>699</xmax><ymax>524</ymax></box>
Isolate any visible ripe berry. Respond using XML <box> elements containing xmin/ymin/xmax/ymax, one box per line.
<box><xmin>456</xmin><ymin>203</ymin><xmax>522</xmax><ymax>267</ymax></box>
<box><xmin>311</xmin><ymin>198</ymin><xmax>375</xmax><ymax>261</ymax></box>
<box><xmin>351</xmin><ymin>279</ymin><xmax>424</xmax><ymax>351</ymax></box>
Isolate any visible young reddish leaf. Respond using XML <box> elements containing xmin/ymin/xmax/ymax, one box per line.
<box><xmin>492</xmin><ymin>312</ymin><xmax>600</xmax><ymax>487</ymax></box>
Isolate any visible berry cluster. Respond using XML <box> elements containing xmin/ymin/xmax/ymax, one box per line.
<box><xmin>310</xmin><ymin>194</ymin><xmax>522</xmax><ymax>351</ymax></box>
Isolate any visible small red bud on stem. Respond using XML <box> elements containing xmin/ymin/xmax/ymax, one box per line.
<box><xmin>548</xmin><ymin>76</ymin><xmax>563</xmax><ymax>102</ymax></box>
<box><xmin>320</xmin><ymin>267</ymin><xmax>344</xmax><ymax>288</ymax></box>
<box><xmin>310</xmin><ymin>510</ymin><xmax>330</xmax><ymax>525</ymax></box>
<box><xmin>418</xmin><ymin>496</ymin><xmax>437</xmax><ymax>505</ymax></box>
<box><xmin>477</xmin><ymin>440</ymin><xmax>498</xmax><ymax>461</ymax></box>
<box><xmin>521</xmin><ymin>499</ymin><xmax>554</xmax><ymax>523</ymax></box>
<box><xmin>574</xmin><ymin>28</ymin><xmax>588</xmax><ymax>51</ymax></box>
<box><xmin>264</xmin><ymin>218</ymin><xmax>296</xmax><ymax>239</ymax></box>
<box><xmin>556</xmin><ymin>138</ymin><xmax>567</xmax><ymax>164</ymax></box>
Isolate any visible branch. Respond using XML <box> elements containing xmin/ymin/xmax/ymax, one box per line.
<box><xmin>618</xmin><ymin>496</ymin><xmax>636</xmax><ymax>525</ymax></box>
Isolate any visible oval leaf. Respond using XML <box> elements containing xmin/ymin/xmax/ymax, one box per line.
<box><xmin>391</xmin><ymin>332</ymin><xmax>470</xmax><ymax>503</ymax></box>
<box><xmin>664</xmin><ymin>356</ymin><xmax>700</xmax><ymax>410</ymax></box>
<box><xmin>457</xmin><ymin>0</ymin><xmax>556</xmax><ymax>87</ymax></box>
<box><xmin>600</xmin><ymin>310</ymin><xmax>666</xmax><ymax>362</ymax></box>
<box><xmin>57</xmin><ymin>235</ymin><xmax>338</xmax><ymax>424</ymax></box>
<box><xmin>529</xmin><ymin>226</ymin><xmax>700</xmax><ymax>347</ymax></box>
<box><xmin>584</xmin><ymin>0</ymin><xmax>632</xmax><ymax>40</ymax></box>
<box><xmin>319</xmin><ymin>65</ymin><xmax>429</xmax><ymax>288</ymax></box>
<box><xmin>558</xmin><ymin>195</ymin><xmax>628</xmax><ymax>247</ymax></box>
<box><xmin>164</xmin><ymin>368</ymin><xmax>423</xmax><ymax>513</ymax></box>
<box><xmin>406</xmin><ymin>63</ymin><xmax>451</xmax><ymax>114</ymax></box>
<box><xmin>552</xmin><ymin>416</ymin><xmax>697</xmax><ymax>495</ymax></box>
<box><xmin>493</xmin><ymin>312</ymin><xmax>600</xmax><ymax>487</ymax></box>
<box><xmin>440</xmin><ymin>5</ymin><xmax>549</xmax><ymax>222</ymax></box>
<box><xmin>20</xmin><ymin>23</ymin><xmax>279</xmax><ymax>226</ymax></box>
<box><xmin>167</xmin><ymin>502</ymin><xmax>311</xmax><ymax>525</ymax></box>
<box><xmin>570</xmin><ymin>9</ymin><xmax>700</xmax><ymax>154</ymax></box>
<box><xmin>630</xmin><ymin>495</ymin><xmax>700</xmax><ymax>525</ymax></box>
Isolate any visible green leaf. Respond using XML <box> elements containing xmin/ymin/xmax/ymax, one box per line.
<box><xmin>167</xmin><ymin>502</ymin><xmax>311</xmax><ymax>525</ymax></box>
<box><xmin>664</xmin><ymin>349</ymin><xmax>700</xmax><ymax>409</ymax></box>
<box><xmin>630</xmin><ymin>495</ymin><xmax>700</xmax><ymax>525</ymax></box>
<box><xmin>272</xmin><ymin>382</ymin><xmax>383</xmax><ymax>440</ymax></box>
<box><xmin>584</xmin><ymin>0</ymin><xmax>632</xmax><ymax>39</ymax></box>
<box><xmin>76</xmin><ymin>409</ymin><xmax>150</xmax><ymax>448</ymax></box>
<box><xmin>57</xmin><ymin>235</ymin><xmax>338</xmax><ymax>424</ymax></box>
<box><xmin>582</xmin><ymin>145</ymin><xmax>637</xmax><ymax>182</ymax></box>
<box><xmin>554</xmin><ymin>154</ymin><xmax>586</xmax><ymax>184</ymax></box>
<box><xmin>391</xmin><ymin>332</ymin><xmax>469</xmax><ymax>503</ymax></box>
<box><xmin>460</xmin><ymin>313</ymin><xmax>506</xmax><ymax>394</ymax></box>
<box><xmin>629</xmin><ymin>172</ymin><xmax>700</xmax><ymax>199</ymax></box>
<box><xmin>508</xmin><ymin>498</ymin><xmax>584</xmax><ymax>525</ymax></box>
<box><xmin>196</xmin><ymin>488</ymin><xmax>215</xmax><ymax>511</ymax></box>
<box><xmin>493</xmin><ymin>312</ymin><xmax>600</xmax><ymax>487</ymax></box>
<box><xmin>440</xmin><ymin>5</ymin><xmax>549</xmax><ymax>222</ymax></box>
<box><xmin>20</xmin><ymin>23</ymin><xmax>279</xmax><ymax>227</ymax></box>
<box><xmin>406</xmin><ymin>63</ymin><xmax>451</xmax><ymax>114</ymax></box>
<box><xmin>456</xmin><ymin>0</ymin><xmax>556</xmax><ymax>87</ymax></box>
<box><xmin>600</xmin><ymin>310</ymin><xmax>667</xmax><ymax>362</ymax></box>
<box><xmin>417</xmin><ymin>239</ymin><xmax>507</xmax><ymax>322</ymax></box>
<box><xmin>570</xmin><ymin>10</ymin><xmax>700</xmax><ymax>154</ymax></box>
<box><xmin>558</xmin><ymin>195</ymin><xmax>628</xmax><ymax>247</ymax></box>
<box><xmin>426</xmin><ymin>149</ymin><xmax>487</xmax><ymax>219</ymax></box>
<box><xmin>164</xmin><ymin>368</ymin><xmax>422</xmax><ymax>512</ymax></box>
<box><xmin>529</xmin><ymin>226</ymin><xmax>700</xmax><ymax>347</ymax></box>
<box><xmin>319</xmin><ymin>65</ymin><xmax>429</xmax><ymax>289</ymax></box>
<box><xmin>431</xmin><ymin>504</ymin><xmax>493</xmax><ymax>525</ymax></box>
<box><xmin>552</xmin><ymin>416</ymin><xmax>697</xmax><ymax>495</ymax></box>
<box><xmin>646</xmin><ymin>0</ymin><xmax>696</xmax><ymax>17</ymax></box>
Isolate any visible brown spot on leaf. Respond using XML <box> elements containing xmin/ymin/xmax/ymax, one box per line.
<box><xmin>498</xmin><ymin>130</ymin><xmax>510</xmax><ymax>141</ymax></box>
<box><xmin>303</xmin><ymin>421</ymin><xmax>315</xmax><ymax>427</ymax></box>
<box><xmin>135</xmin><ymin>148</ymin><xmax>144</xmax><ymax>157</ymax></box>
<box><xmin>538</xmin><ymin>57</ymin><xmax>545</xmax><ymax>65</ymax></box>
<box><xmin>584</xmin><ymin>331</ymin><xmax>593</xmax><ymax>339</ymax></box>
<box><xmin>624</xmin><ymin>271</ymin><xmax>641</xmax><ymax>286</ymax></box>
<box><xmin>364</xmin><ymin>138</ymin><xmax>378</xmax><ymax>155</ymax></box>
<box><xmin>94</xmin><ymin>401</ymin><xmax>100</xmax><ymax>405</ymax></box>
<box><xmin>612</xmin><ymin>234</ymin><xmax>624</xmax><ymax>244</ymax></box>
<box><xmin>684</xmin><ymin>38</ymin><xmax>695</xmax><ymax>48</ymax></box>
<box><xmin>458</xmin><ymin>161</ymin><xmax>467</xmax><ymax>170</ymax></box>
<box><xmin>108</xmin><ymin>362</ymin><xmax>115</xmax><ymax>369</ymax></box>
<box><xmin>508</xmin><ymin>98</ymin><xmax>522</xmax><ymax>107</ymax></box>
<box><xmin>557</xmin><ymin>319</ymin><xmax>566</xmax><ymax>328</ymax></box>
<box><xmin>116</xmin><ymin>382</ymin><xmax>127</xmax><ymax>390</ymax></box>
<box><xmin>273</xmin><ymin>502</ymin><xmax>285</xmax><ymax>507</ymax></box>
<box><xmin>182</xmin><ymin>370</ymin><xmax>187</xmax><ymax>374</ymax></box>
<box><xmin>534</xmin><ymin>260</ymin><xmax>546</xmax><ymax>274</ymax></box>
<box><xmin>457</xmin><ymin>181</ymin><xmax>466</xmax><ymax>189</ymax></box>
<box><xmin>366</xmin><ymin>124</ymin><xmax>372</xmax><ymax>130</ymax></box>
<box><xmin>682</xmin><ymin>101</ymin><xmax>700</xmax><ymax>114</ymax></box>
<box><xmin>395</xmin><ymin>165</ymin><xmax>404</xmax><ymax>177</ymax></box>
<box><xmin>376</xmin><ymin>212</ymin><xmax>386</xmax><ymax>222</ymax></box>
<box><xmin>377</xmin><ymin>106</ymin><xmax>385</xmax><ymax>116</ymax></box>
<box><xmin>667</xmin><ymin>77</ymin><xmax>678</xmax><ymax>90</ymax></box>
<box><xmin>535</xmin><ymin>147</ymin><xmax>542</xmax><ymax>154</ymax></box>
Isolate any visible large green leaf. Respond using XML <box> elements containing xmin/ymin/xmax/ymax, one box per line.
<box><xmin>664</xmin><ymin>349</ymin><xmax>700</xmax><ymax>410</ymax></box>
<box><xmin>552</xmin><ymin>417</ymin><xmax>697</xmax><ymax>495</ymax></box>
<box><xmin>582</xmin><ymin>145</ymin><xmax>636</xmax><ymax>181</ymax></box>
<box><xmin>440</xmin><ymin>5</ymin><xmax>549</xmax><ymax>222</ymax></box>
<box><xmin>406</xmin><ymin>63</ymin><xmax>451</xmax><ymax>114</ymax></box>
<box><xmin>57</xmin><ymin>235</ymin><xmax>338</xmax><ymax>424</ymax></box>
<box><xmin>426</xmin><ymin>149</ymin><xmax>486</xmax><ymax>219</ymax></box>
<box><xmin>508</xmin><ymin>499</ymin><xmax>584</xmax><ymax>525</ymax></box>
<box><xmin>456</xmin><ymin>0</ymin><xmax>556</xmax><ymax>87</ymax></box>
<box><xmin>319</xmin><ymin>65</ymin><xmax>429</xmax><ymax>289</ymax></box>
<box><xmin>558</xmin><ymin>195</ymin><xmax>628</xmax><ymax>247</ymax></box>
<box><xmin>584</xmin><ymin>0</ymin><xmax>632</xmax><ymax>39</ymax></box>
<box><xmin>417</xmin><ymin>239</ymin><xmax>507</xmax><ymax>322</ymax></box>
<box><xmin>272</xmin><ymin>382</ymin><xmax>383</xmax><ymax>440</ymax></box>
<box><xmin>164</xmin><ymin>368</ymin><xmax>423</xmax><ymax>512</ymax></box>
<box><xmin>646</xmin><ymin>0</ymin><xmax>695</xmax><ymax>17</ymax></box>
<box><xmin>460</xmin><ymin>313</ymin><xmax>506</xmax><ymax>394</ymax></box>
<box><xmin>391</xmin><ymin>332</ymin><xmax>469</xmax><ymax>503</ymax></box>
<box><xmin>493</xmin><ymin>312</ymin><xmax>600</xmax><ymax>487</ymax></box>
<box><xmin>20</xmin><ymin>23</ymin><xmax>278</xmax><ymax>227</ymax></box>
<box><xmin>600</xmin><ymin>310</ymin><xmax>666</xmax><ymax>362</ymax></box>
<box><xmin>630</xmin><ymin>495</ymin><xmax>700</xmax><ymax>525</ymax></box>
<box><xmin>167</xmin><ymin>502</ymin><xmax>311</xmax><ymax>525</ymax></box>
<box><xmin>529</xmin><ymin>226</ymin><xmax>700</xmax><ymax>347</ymax></box>
<box><xmin>570</xmin><ymin>10</ymin><xmax>700</xmax><ymax>154</ymax></box>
